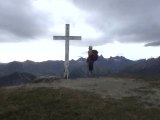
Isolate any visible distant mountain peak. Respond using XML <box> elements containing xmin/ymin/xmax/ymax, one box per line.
<box><xmin>77</xmin><ymin>57</ymin><xmax>86</xmax><ymax>62</ymax></box>
<box><xmin>24</xmin><ymin>60</ymin><xmax>34</xmax><ymax>63</ymax></box>
<box><xmin>108</xmin><ymin>56</ymin><xmax>130</xmax><ymax>61</ymax></box>
<box><xmin>99</xmin><ymin>54</ymin><xmax>104</xmax><ymax>58</ymax></box>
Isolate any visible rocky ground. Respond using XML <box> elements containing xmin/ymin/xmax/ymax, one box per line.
<box><xmin>5</xmin><ymin>77</ymin><xmax>160</xmax><ymax>107</ymax></box>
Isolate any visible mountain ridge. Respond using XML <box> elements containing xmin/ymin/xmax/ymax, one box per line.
<box><xmin>0</xmin><ymin>56</ymin><xmax>159</xmax><ymax>78</ymax></box>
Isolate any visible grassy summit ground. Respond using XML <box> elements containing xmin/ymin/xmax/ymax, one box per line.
<box><xmin>0</xmin><ymin>86</ymin><xmax>160</xmax><ymax>120</ymax></box>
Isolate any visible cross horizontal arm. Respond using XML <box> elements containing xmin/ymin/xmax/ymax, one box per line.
<box><xmin>53</xmin><ymin>36</ymin><xmax>81</xmax><ymax>40</ymax></box>
<box><xmin>53</xmin><ymin>36</ymin><xmax>66</xmax><ymax>40</ymax></box>
<box><xmin>69</xmin><ymin>36</ymin><xmax>81</xmax><ymax>40</ymax></box>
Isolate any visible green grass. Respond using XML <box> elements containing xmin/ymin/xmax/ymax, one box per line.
<box><xmin>0</xmin><ymin>87</ymin><xmax>160</xmax><ymax>120</ymax></box>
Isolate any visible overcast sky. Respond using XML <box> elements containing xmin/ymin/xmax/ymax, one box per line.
<box><xmin>0</xmin><ymin>0</ymin><xmax>160</xmax><ymax>63</ymax></box>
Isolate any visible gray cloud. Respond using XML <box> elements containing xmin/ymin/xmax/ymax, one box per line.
<box><xmin>145</xmin><ymin>41</ymin><xmax>160</xmax><ymax>47</ymax></box>
<box><xmin>72</xmin><ymin>0</ymin><xmax>160</xmax><ymax>46</ymax></box>
<box><xmin>0</xmin><ymin>0</ymin><xmax>51</xmax><ymax>42</ymax></box>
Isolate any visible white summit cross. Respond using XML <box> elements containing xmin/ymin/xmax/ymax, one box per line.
<box><xmin>53</xmin><ymin>24</ymin><xmax>82</xmax><ymax>79</ymax></box>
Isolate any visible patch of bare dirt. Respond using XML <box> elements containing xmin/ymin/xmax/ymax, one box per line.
<box><xmin>5</xmin><ymin>77</ymin><xmax>160</xmax><ymax>106</ymax></box>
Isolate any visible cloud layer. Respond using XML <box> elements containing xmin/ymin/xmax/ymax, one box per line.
<box><xmin>1</xmin><ymin>0</ymin><xmax>160</xmax><ymax>47</ymax></box>
<box><xmin>0</xmin><ymin>0</ymin><xmax>50</xmax><ymax>42</ymax></box>
<box><xmin>73</xmin><ymin>0</ymin><xmax>160</xmax><ymax>46</ymax></box>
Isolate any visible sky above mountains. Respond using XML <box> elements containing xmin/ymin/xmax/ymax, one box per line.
<box><xmin>0</xmin><ymin>0</ymin><xmax>160</xmax><ymax>62</ymax></box>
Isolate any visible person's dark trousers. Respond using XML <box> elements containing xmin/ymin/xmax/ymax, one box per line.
<box><xmin>88</xmin><ymin>61</ymin><xmax>94</xmax><ymax>76</ymax></box>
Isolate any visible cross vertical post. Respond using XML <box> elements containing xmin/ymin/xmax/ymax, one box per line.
<box><xmin>65</xmin><ymin>24</ymin><xmax>69</xmax><ymax>79</ymax></box>
<box><xmin>53</xmin><ymin>24</ymin><xmax>82</xmax><ymax>79</ymax></box>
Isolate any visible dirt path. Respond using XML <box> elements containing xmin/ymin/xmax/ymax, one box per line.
<box><xmin>5</xmin><ymin>77</ymin><xmax>160</xmax><ymax>106</ymax></box>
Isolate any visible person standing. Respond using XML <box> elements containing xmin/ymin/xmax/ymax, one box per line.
<box><xmin>87</xmin><ymin>46</ymin><xmax>94</xmax><ymax>75</ymax></box>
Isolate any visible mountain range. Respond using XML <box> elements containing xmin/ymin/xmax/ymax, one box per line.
<box><xmin>0</xmin><ymin>55</ymin><xmax>160</xmax><ymax>86</ymax></box>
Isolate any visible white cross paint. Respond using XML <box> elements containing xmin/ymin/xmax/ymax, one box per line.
<box><xmin>53</xmin><ymin>24</ymin><xmax>81</xmax><ymax>79</ymax></box>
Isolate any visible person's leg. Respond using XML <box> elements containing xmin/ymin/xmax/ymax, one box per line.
<box><xmin>87</xmin><ymin>63</ymin><xmax>91</xmax><ymax>76</ymax></box>
<box><xmin>88</xmin><ymin>61</ymin><xmax>93</xmax><ymax>76</ymax></box>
